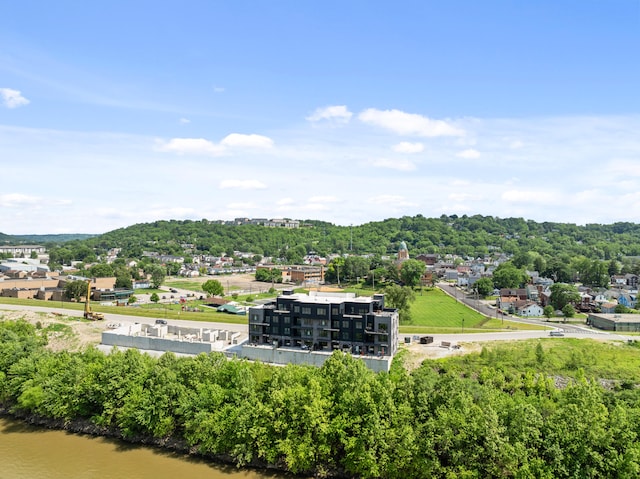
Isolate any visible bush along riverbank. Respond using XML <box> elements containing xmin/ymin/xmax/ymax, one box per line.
<box><xmin>2</xmin><ymin>318</ymin><xmax>640</xmax><ymax>478</ymax></box>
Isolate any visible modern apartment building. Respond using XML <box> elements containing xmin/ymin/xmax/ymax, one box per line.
<box><xmin>248</xmin><ymin>291</ymin><xmax>398</xmax><ymax>356</ymax></box>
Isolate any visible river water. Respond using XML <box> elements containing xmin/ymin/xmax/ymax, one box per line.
<box><xmin>0</xmin><ymin>417</ymin><xmax>282</xmax><ymax>479</ymax></box>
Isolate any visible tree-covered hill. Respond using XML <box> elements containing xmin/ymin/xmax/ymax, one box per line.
<box><xmin>72</xmin><ymin>215</ymin><xmax>640</xmax><ymax>262</ymax></box>
<box><xmin>0</xmin><ymin>233</ymin><xmax>95</xmax><ymax>244</ymax></box>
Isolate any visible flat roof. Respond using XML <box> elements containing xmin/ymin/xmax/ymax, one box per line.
<box><xmin>279</xmin><ymin>292</ymin><xmax>376</xmax><ymax>305</ymax></box>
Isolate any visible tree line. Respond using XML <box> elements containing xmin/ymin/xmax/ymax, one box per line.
<box><xmin>39</xmin><ymin>215</ymin><xmax>640</xmax><ymax>269</ymax></box>
<box><xmin>2</xmin><ymin>319</ymin><xmax>640</xmax><ymax>478</ymax></box>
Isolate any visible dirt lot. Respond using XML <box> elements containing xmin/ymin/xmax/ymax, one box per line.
<box><xmin>0</xmin><ymin>309</ymin><xmax>108</xmax><ymax>352</ymax></box>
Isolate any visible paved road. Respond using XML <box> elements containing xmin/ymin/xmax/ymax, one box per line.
<box><xmin>434</xmin><ymin>283</ymin><xmax>635</xmax><ymax>342</ymax></box>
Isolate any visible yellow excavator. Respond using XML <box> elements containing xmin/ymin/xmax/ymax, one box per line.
<box><xmin>84</xmin><ymin>279</ymin><xmax>104</xmax><ymax>320</ymax></box>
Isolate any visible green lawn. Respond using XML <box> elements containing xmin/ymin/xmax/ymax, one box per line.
<box><xmin>163</xmin><ymin>280</ymin><xmax>206</xmax><ymax>291</ymax></box>
<box><xmin>402</xmin><ymin>288</ymin><xmax>549</xmax><ymax>333</ymax></box>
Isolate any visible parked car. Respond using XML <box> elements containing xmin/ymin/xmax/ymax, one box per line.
<box><xmin>549</xmin><ymin>330</ymin><xmax>564</xmax><ymax>337</ymax></box>
<box><xmin>155</xmin><ymin>319</ymin><xmax>168</xmax><ymax>325</ymax></box>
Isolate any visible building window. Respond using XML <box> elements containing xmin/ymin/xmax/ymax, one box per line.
<box><xmin>294</xmin><ymin>305</ymin><xmax>300</xmax><ymax>313</ymax></box>
<box><xmin>341</xmin><ymin>331</ymin><xmax>350</xmax><ymax>340</ymax></box>
<box><xmin>355</xmin><ymin>321</ymin><xmax>363</xmax><ymax>330</ymax></box>
<box><xmin>250</xmin><ymin>314</ymin><xmax>259</xmax><ymax>322</ymax></box>
<box><xmin>355</xmin><ymin>332</ymin><xmax>363</xmax><ymax>341</ymax></box>
<box><xmin>319</xmin><ymin>330</ymin><xmax>329</xmax><ymax>338</ymax></box>
<box><xmin>283</xmin><ymin>316</ymin><xmax>291</xmax><ymax>324</ymax></box>
<box><xmin>284</xmin><ymin>327</ymin><xmax>290</xmax><ymax>335</ymax></box>
<box><xmin>272</xmin><ymin>316</ymin><xmax>279</xmax><ymax>325</ymax></box>
<box><xmin>332</xmin><ymin>307</ymin><xmax>340</xmax><ymax>316</ymax></box>
<box><xmin>302</xmin><ymin>307</ymin><xmax>311</xmax><ymax>315</ymax></box>
<box><xmin>317</xmin><ymin>307</ymin><xmax>326</xmax><ymax>316</ymax></box>
<box><xmin>341</xmin><ymin>320</ymin><xmax>350</xmax><ymax>329</ymax></box>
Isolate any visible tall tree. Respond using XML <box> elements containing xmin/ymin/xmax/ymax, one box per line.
<box><xmin>492</xmin><ymin>262</ymin><xmax>528</xmax><ymax>289</ymax></box>
<box><xmin>473</xmin><ymin>277</ymin><xmax>494</xmax><ymax>297</ymax></box>
<box><xmin>65</xmin><ymin>280</ymin><xmax>88</xmax><ymax>301</ymax></box>
<box><xmin>384</xmin><ymin>284</ymin><xmax>416</xmax><ymax>323</ymax></box>
<box><xmin>202</xmin><ymin>279</ymin><xmax>224</xmax><ymax>297</ymax></box>
<box><xmin>549</xmin><ymin>283</ymin><xmax>580</xmax><ymax>310</ymax></box>
<box><xmin>150</xmin><ymin>266</ymin><xmax>166</xmax><ymax>289</ymax></box>
<box><xmin>399</xmin><ymin>259</ymin><xmax>425</xmax><ymax>287</ymax></box>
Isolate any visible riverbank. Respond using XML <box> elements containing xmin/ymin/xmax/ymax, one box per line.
<box><xmin>0</xmin><ymin>407</ymin><xmax>318</xmax><ymax>478</ymax></box>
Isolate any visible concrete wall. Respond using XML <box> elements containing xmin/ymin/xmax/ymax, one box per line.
<box><xmin>241</xmin><ymin>344</ymin><xmax>392</xmax><ymax>372</ymax></box>
<box><xmin>100</xmin><ymin>323</ymin><xmax>239</xmax><ymax>355</ymax></box>
<box><xmin>102</xmin><ymin>330</ymin><xmax>217</xmax><ymax>355</ymax></box>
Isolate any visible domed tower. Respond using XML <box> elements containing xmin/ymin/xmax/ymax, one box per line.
<box><xmin>397</xmin><ymin>241</ymin><xmax>409</xmax><ymax>261</ymax></box>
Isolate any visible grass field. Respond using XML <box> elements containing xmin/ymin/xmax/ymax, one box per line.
<box><xmin>440</xmin><ymin>338</ymin><xmax>640</xmax><ymax>383</ymax></box>
<box><xmin>402</xmin><ymin>287</ymin><xmax>548</xmax><ymax>334</ymax></box>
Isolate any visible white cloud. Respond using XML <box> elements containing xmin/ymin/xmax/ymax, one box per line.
<box><xmin>220</xmin><ymin>133</ymin><xmax>273</xmax><ymax>149</ymax></box>
<box><xmin>157</xmin><ymin>133</ymin><xmax>273</xmax><ymax>156</ymax></box>
<box><xmin>308</xmin><ymin>195</ymin><xmax>339</xmax><ymax>203</ymax></box>
<box><xmin>367</xmin><ymin>195</ymin><xmax>418</xmax><ymax>207</ymax></box>
<box><xmin>370</xmin><ymin>158</ymin><xmax>416</xmax><ymax>171</ymax></box>
<box><xmin>448</xmin><ymin>192</ymin><xmax>481</xmax><ymax>202</ymax></box>
<box><xmin>227</xmin><ymin>202</ymin><xmax>257</xmax><ymax>209</ymax></box>
<box><xmin>305</xmin><ymin>203</ymin><xmax>330</xmax><ymax>211</ymax></box>
<box><xmin>179</xmin><ymin>118</ymin><xmax>190</xmax><ymax>124</ymax></box>
<box><xmin>219</xmin><ymin>179</ymin><xmax>267</xmax><ymax>190</ymax></box>
<box><xmin>213</xmin><ymin>86</ymin><xmax>225</xmax><ymax>93</ymax></box>
<box><xmin>0</xmin><ymin>88</ymin><xmax>30</xmax><ymax>108</ymax></box>
<box><xmin>0</xmin><ymin>193</ymin><xmax>40</xmax><ymax>206</ymax></box>
<box><xmin>456</xmin><ymin>148</ymin><xmax>481</xmax><ymax>159</ymax></box>
<box><xmin>393</xmin><ymin>141</ymin><xmax>424</xmax><ymax>153</ymax></box>
<box><xmin>276</xmin><ymin>197</ymin><xmax>295</xmax><ymax>206</ymax></box>
<box><xmin>156</xmin><ymin>138</ymin><xmax>224</xmax><ymax>156</ymax></box>
<box><xmin>501</xmin><ymin>189</ymin><xmax>559</xmax><ymax>205</ymax></box>
<box><xmin>607</xmin><ymin>159</ymin><xmax>640</xmax><ymax>177</ymax></box>
<box><xmin>358</xmin><ymin>108</ymin><xmax>464</xmax><ymax>137</ymax></box>
<box><xmin>306</xmin><ymin>105</ymin><xmax>353</xmax><ymax>124</ymax></box>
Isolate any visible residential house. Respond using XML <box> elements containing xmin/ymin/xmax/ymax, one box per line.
<box><xmin>497</xmin><ymin>296</ymin><xmax>518</xmax><ymax>313</ymax></box>
<box><xmin>618</xmin><ymin>293</ymin><xmax>637</xmax><ymax>309</ymax></box>
<box><xmin>416</xmin><ymin>254</ymin><xmax>437</xmax><ymax>266</ymax></box>
<box><xmin>625</xmin><ymin>274</ymin><xmax>639</xmax><ymax>289</ymax></box>
<box><xmin>517</xmin><ymin>302</ymin><xmax>544</xmax><ymax>317</ymax></box>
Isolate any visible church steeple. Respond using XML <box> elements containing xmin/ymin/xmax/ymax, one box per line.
<box><xmin>397</xmin><ymin>241</ymin><xmax>409</xmax><ymax>261</ymax></box>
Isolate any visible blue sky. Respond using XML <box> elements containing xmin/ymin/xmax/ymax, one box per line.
<box><xmin>1</xmin><ymin>1</ymin><xmax>639</xmax><ymax>234</ymax></box>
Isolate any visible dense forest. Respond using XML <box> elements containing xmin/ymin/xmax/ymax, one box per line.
<box><xmin>0</xmin><ymin>233</ymin><xmax>94</xmax><ymax>244</ymax></box>
<box><xmin>34</xmin><ymin>215</ymin><xmax>640</xmax><ymax>262</ymax></box>
<box><xmin>2</xmin><ymin>319</ymin><xmax>640</xmax><ymax>478</ymax></box>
